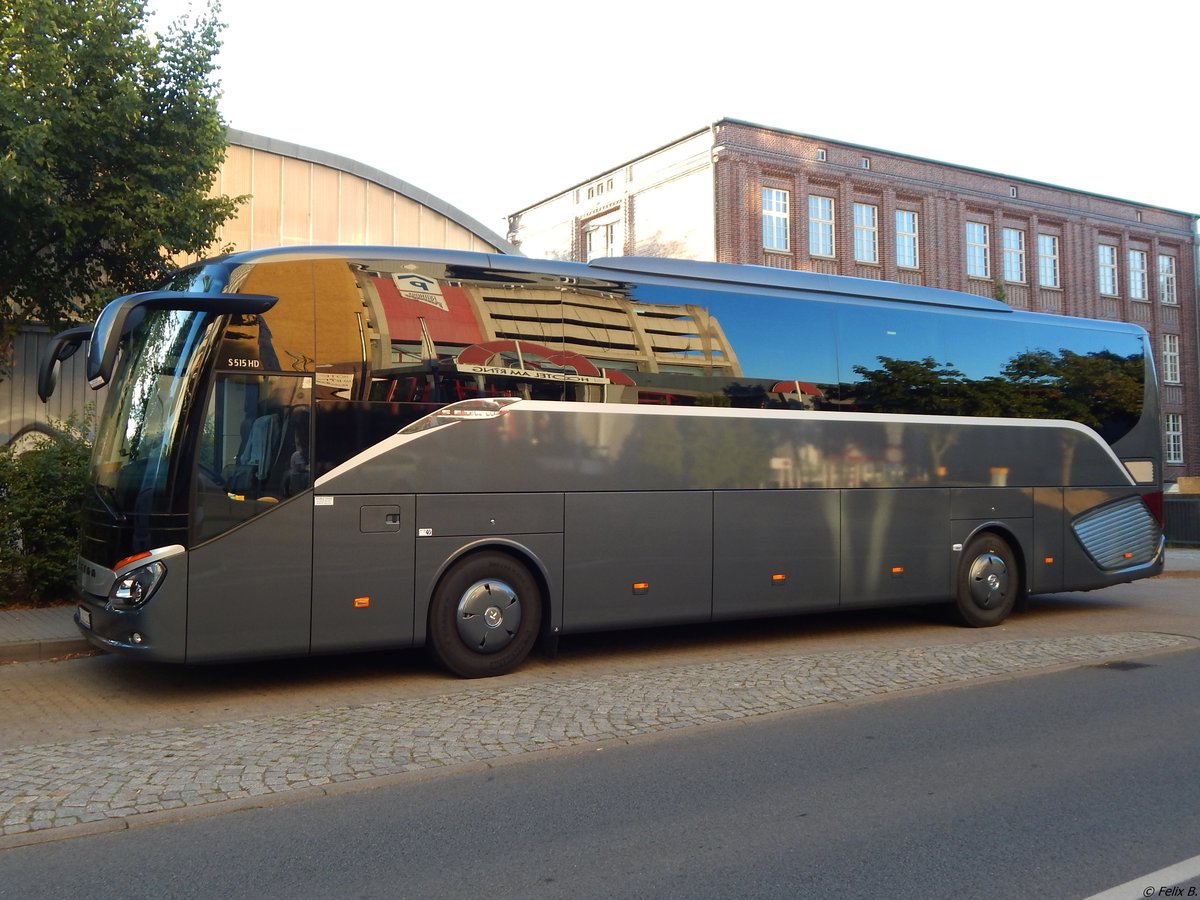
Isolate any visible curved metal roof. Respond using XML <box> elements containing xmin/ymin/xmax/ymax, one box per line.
<box><xmin>227</xmin><ymin>129</ymin><xmax>518</xmax><ymax>254</ymax></box>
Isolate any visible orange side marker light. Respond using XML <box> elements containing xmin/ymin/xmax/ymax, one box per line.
<box><xmin>354</xmin><ymin>596</ymin><xmax>370</xmax><ymax>609</ymax></box>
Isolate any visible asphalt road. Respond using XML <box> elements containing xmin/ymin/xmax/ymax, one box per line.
<box><xmin>1</xmin><ymin>644</ymin><xmax>1197</xmax><ymax>899</ymax></box>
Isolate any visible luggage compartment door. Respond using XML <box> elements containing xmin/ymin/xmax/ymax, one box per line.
<box><xmin>564</xmin><ymin>492</ymin><xmax>712</xmax><ymax>633</ymax></box>
<box><xmin>311</xmin><ymin>494</ymin><xmax>416</xmax><ymax>653</ymax></box>
<box><xmin>713</xmin><ymin>490</ymin><xmax>840</xmax><ymax>619</ymax></box>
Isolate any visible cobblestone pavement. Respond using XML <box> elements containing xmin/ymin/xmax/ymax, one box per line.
<box><xmin>1</xmin><ymin>630</ymin><xmax>1191</xmax><ymax>848</ymax></box>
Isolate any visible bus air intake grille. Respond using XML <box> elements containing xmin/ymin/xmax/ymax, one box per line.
<box><xmin>1071</xmin><ymin>497</ymin><xmax>1160</xmax><ymax>571</ymax></box>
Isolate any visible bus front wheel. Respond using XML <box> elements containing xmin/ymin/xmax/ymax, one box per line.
<box><xmin>427</xmin><ymin>552</ymin><xmax>542</xmax><ymax>678</ymax></box>
<box><xmin>953</xmin><ymin>533</ymin><xmax>1019</xmax><ymax>627</ymax></box>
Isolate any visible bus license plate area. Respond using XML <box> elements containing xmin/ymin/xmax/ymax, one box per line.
<box><xmin>78</xmin><ymin>606</ymin><xmax>92</xmax><ymax>630</ymax></box>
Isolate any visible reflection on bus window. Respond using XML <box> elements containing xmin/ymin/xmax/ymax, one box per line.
<box><xmin>193</xmin><ymin>374</ymin><xmax>311</xmax><ymax>543</ymax></box>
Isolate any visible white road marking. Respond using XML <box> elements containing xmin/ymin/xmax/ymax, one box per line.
<box><xmin>1085</xmin><ymin>853</ymin><xmax>1200</xmax><ymax>899</ymax></box>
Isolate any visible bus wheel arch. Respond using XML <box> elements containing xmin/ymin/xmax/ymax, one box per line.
<box><xmin>953</xmin><ymin>529</ymin><xmax>1023</xmax><ymax>627</ymax></box>
<box><xmin>425</xmin><ymin>546</ymin><xmax>545</xmax><ymax>678</ymax></box>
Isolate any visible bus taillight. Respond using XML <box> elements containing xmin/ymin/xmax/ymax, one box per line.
<box><xmin>1143</xmin><ymin>491</ymin><xmax>1164</xmax><ymax>526</ymax></box>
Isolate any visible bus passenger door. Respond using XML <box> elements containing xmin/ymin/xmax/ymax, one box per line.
<box><xmin>188</xmin><ymin>373</ymin><xmax>315</xmax><ymax>662</ymax></box>
<box><xmin>311</xmin><ymin>494</ymin><xmax>416</xmax><ymax>653</ymax></box>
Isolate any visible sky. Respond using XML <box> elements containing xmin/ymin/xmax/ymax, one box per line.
<box><xmin>145</xmin><ymin>0</ymin><xmax>1199</xmax><ymax>239</ymax></box>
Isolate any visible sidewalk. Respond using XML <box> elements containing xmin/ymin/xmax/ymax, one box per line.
<box><xmin>3</xmin><ymin>548</ymin><xmax>1199</xmax><ymax>664</ymax></box>
<box><xmin>0</xmin><ymin>606</ymin><xmax>91</xmax><ymax>663</ymax></box>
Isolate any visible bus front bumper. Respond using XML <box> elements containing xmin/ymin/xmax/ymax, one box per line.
<box><xmin>74</xmin><ymin>549</ymin><xmax>190</xmax><ymax>662</ymax></box>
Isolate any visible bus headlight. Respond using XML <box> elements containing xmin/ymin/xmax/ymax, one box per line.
<box><xmin>109</xmin><ymin>561</ymin><xmax>167</xmax><ymax>609</ymax></box>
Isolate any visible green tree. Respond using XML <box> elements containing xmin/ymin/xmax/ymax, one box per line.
<box><xmin>0</xmin><ymin>0</ymin><xmax>238</xmax><ymax>354</ymax></box>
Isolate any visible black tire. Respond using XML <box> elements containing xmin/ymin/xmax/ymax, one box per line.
<box><xmin>427</xmin><ymin>551</ymin><xmax>542</xmax><ymax>678</ymax></box>
<box><xmin>953</xmin><ymin>532</ymin><xmax>1020</xmax><ymax>627</ymax></box>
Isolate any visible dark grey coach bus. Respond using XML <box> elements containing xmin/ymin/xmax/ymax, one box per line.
<box><xmin>40</xmin><ymin>247</ymin><xmax>1165</xmax><ymax>676</ymax></box>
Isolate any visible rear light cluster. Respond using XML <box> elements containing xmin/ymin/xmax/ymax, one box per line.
<box><xmin>1143</xmin><ymin>490</ymin><xmax>1164</xmax><ymax>526</ymax></box>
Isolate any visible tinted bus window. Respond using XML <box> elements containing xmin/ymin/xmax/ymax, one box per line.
<box><xmin>629</xmin><ymin>285</ymin><xmax>841</xmax><ymax>409</ymax></box>
<box><xmin>1004</xmin><ymin>322</ymin><xmax>1144</xmax><ymax>442</ymax></box>
<box><xmin>837</xmin><ymin>303</ymin><xmax>952</xmax><ymax>414</ymax></box>
<box><xmin>937</xmin><ymin>314</ymin><xmax>1143</xmax><ymax>441</ymax></box>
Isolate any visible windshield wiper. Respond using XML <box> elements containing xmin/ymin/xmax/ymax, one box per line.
<box><xmin>92</xmin><ymin>484</ymin><xmax>126</xmax><ymax>523</ymax></box>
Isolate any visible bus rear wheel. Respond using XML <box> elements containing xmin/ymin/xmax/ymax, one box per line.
<box><xmin>953</xmin><ymin>533</ymin><xmax>1019</xmax><ymax>627</ymax></box>
<box><xmin>427</xmin><ymin>552</ymin><xmax>542</xmax><ymax>678</ymax></box>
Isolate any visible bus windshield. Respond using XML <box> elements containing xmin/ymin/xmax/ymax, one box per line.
<box><xmin>90</xmin><ymin>308</ymin><xmax>221</xmax><ymax>522</ymax></box>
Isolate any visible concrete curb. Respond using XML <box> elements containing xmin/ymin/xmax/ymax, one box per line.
<box><xmin>0</xmin><ymin>638</ymin><xmax>94</xmax><ymax>664</ymax></box>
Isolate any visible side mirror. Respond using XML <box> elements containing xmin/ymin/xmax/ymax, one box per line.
<box><xmin>37</xmin><ymin>325</ymin><xmax>93</xmax><ymax>403</ymax></box>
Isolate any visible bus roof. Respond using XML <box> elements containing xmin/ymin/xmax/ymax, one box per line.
<box><xmin>587</xmin><ymin>256</ymin><xmax>1011</xmax><ymax>312</ymax></box>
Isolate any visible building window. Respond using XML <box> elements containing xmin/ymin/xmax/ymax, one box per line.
<box><xmin>762</xmin><ymin>188</ymin><xmax>790</xmax><ymax>252</ymax></box>
<box><xmin>853</xmin><ymin>203</ymin><xmax>878</xmax><ymax>264</ymax></box>
<box><xmin>860</xmin><ymin>157</ymin><xmax>871</xmax><ymax>170</ymax></box>
<box><xmin>1037</xmin><ymin>234</ymin><xmax>1060</xmax><ymax>288</ymax></box>
<box><xmin>1162</xmin><ymin>333</ymin><xmax>1181</xmax><ymax>384</ymax></box>
<box><xmin>896</xmin><ymin>210</ymin><xmax>919</xmax><ymax>269</ymax></box>
<box><xmin>1098</xmin><ymin>245</ymin><xmax>1118</xmax><ymax>295</ymax></box>
<box><xmin>1158</xmin><ymin>255</ymin><xmax>1178</xmax><ymax>305</ymax></box>
<box><xmin>808</xmin><ymin>195</ymin><xmax>835</xmax><ymax>258</ymax></box>
<box><xmin>585</xmin><ymin>217</ymin><xmax>622</xmax><ymax>261</ymax></box>
<box><xmin>1129</xmin><ymin>250</ymin><xmax>1148</xmax><ymax>300</ymax></box>
<box><xmin>1002</xmin><ymin>228</ymin><xmax>1026</xmax><ymax>283</ymax></box>
<box><xmin>965</xmin><ymin>222</ymin><xmax>990</xmax><ymax>278</ymax></box>
<box><xmin>1165</xmin><ymin>413</ymin><xmax>1184</xmax><ymax>466</ymax></box>
<box><xmin>816</xmin><ymin>148</ymin><xmax>827</xmax><ymax>161</ymax></box>
<box><xmin>1009</xmin><ymin>186</ymin><xmax>1018</xmax><ymax>199</ymax></box>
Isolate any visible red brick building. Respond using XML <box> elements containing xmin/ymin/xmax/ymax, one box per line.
<box><xmin>507</xmin><ymin>118</ymin><xmax>1200</xmax><ymax>480</ymax></box>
